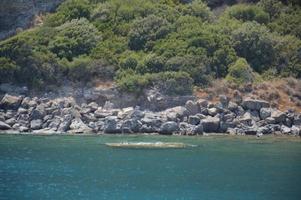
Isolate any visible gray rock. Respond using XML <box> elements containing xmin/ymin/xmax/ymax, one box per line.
<box><xmin>141</xmin><ymin>117</ymin><xmax>163</xmax><ymax>128</ymax></box>
<box><xmin>291</xmin><ymin>126</ymin><xmax>300</xmax><ymax>136</ymax></box>
<box><xmin>19</xmin><ymin>126</ymin><xmax>29</xmax><ymax>132</ymax></box>
<box><xmin>104</xmin><ymin>116</ymin><xmax>120</xmax><ymax>133</ymax></box>
<box><xmin>293</xmin><ymin>114</ymin><xmax>301</xmax><ymax>126</ymax></box>
<box><xmin>185</xmin><ymin>100</ymin><xmax>199</xmax><ymax>115</ymax></box>
<box><xmin>87</xmin><ymin>102</ymin><xmax>98</xmax><ymax>112</ymax></box>
<box><xmin>160</xmin><ymin>121</ymin><xmax>179</xmax><ymax>135</ymax></box>
<box><xmin>103</xmin><ymin>101</ymin><xmax>114</xmax><ymax>110</ymax></box>
<box><xmin>193</xmin><ymin>124</ymin><xmax>203</xmax><ymax>135</ymax></box>
<box><xmin>284</xmin><ymin>118</ymin><xmax>293</xmax><ymax>127</ymax></box>
<box><xmin>117</xmin><ymin>107</ymin><xmax>134</xmax><ymax>119</ymax></box>
<box><xmin>208</xmin><ymin>107</ymin><xmax>218</xmax><ymax>116</ymax></box>
<box><xmin>57</xmin><ymin>115</ymin><xmax>72</xmax><ymax>132</ymax></box>
<box><xmin>250</xmin><ymin>110</ymin><xmax>260</xmax><ymax>122</ymax></box>
<box><xmin>165</xmin><ymin>106</ymin><xmax>189</xmax><ymax>121</ymax></box>
<box><xmin>242</xmin><ymin>98</ymin><xmax>269</xmax><ymax>111</ymax></box>
<box><xmin>228</xmin><ymin>101</ymin><xmax>238</xmax><ymax>112</ymax></box>
<box><xmin>219</xmin><ymin>95</ymin><xmax>229</xmax><ymax>108</ymax></box>
<box><xmin>188</xmin><ymin>115</ymin><xmax>200</xmax><ymax>125</ymax></box>
<box><xmin>30</xmin><ymin>119</ymin><xmax>43</xmax><ymax>130</ymax></box>
<box><xmin>280</xmin><ymin>125</ymin><xmax>291</xmax><ymax>134</ymax></box>
<box><xmin>271</xmin><ymin>110</ymin><xmax>286</xmax><ymax>123</ymax></box>
<box><xmin>233</xmin><ymin>90</ymin><xmax>243</xmax><ymax>104</ymax></box>
<box><xmin>130</xmin><ymin>109</ymin><xmax>145</xmax><ymax>119</ymax></box>
<box><xmin>260</xmin><ymin>108</ymin><xmax>272</xmax><ymax>120</ymax></box>
<box><xmin>257</xmin><ymin>126</ymin><xmax>270</xmax><ymax>135</ymax></box>
<box><xmin>17</xmin><ymin>107</ymin><xmax>27</xmax><ymax>115</ymax></box>
<box><xmin>0</xmin><ymin>121</ymin><xmax>11</xmax><ymax>130</ymax></box>
<box><xmin>69</xmin><ymin>118</ymin><xmax>92</xmax><ymax>133</ymax></box>
<box><xmin>48</xmin><ymin>117</ymin><xmax>61</xmax><ymax>131</ymax></box>
<box><xmin>5</xmin><ymin>118</ymin><xmax>16</xmax><ymax>126</ymax></box>
<box><xmin>220</xmin><ymin>121</ymin><xmax>236</xmax><ymax>132</ymax></box>
<box><xmin>0</xmin><ymin>94</ymin><xmax>23</xmax><ymax>110</ymax></box>
<box><xmin>30</xmin><ymin>105</ymin><xmax>46</xmax><ymax>120</ymax></box>
<box><xmin>222</xmin><ymin>113</ymin><xmax>235</xmax><ymax>122</ymax></box>
<box><xmin>201</xmin><ymin>117</ymin><xmax>220</xmax><ymax>133</ymax></box>
<box><xmin>227</xmin><ymin>128</ymin><xmax>237</xmax><ymax>135</ymax></box>
<box><xmin>140</xmin><ymin>124</ymin><xmax>156</xmax><ymax>133</ymax></box>
<box><xmin>94</xmin><ymin>120</ymin><xmax>105</xmax><ymax>132</ymax></box>
<box><xmin>265</xmin><ymin>117</ymin><xmax>276</xmax><ymax>124</ymax></box>
<box><xmin>21</xmin><ymin>97</ymin><xmax>37</xmax><ymax>109</ymax></box>
<box><xmin>239</xmin><ymin>112</ymin><xmax>253</xmax><ymax>126</ymax></box>
<box><xmin>121</xmin><ymin>119</ymin><xmax>142</xmax><ymax>133</ymax></box>
<box><xmin>197</xmin><ymin>99</ymin><xmax>208</xmax><ymax>108</ymax></box>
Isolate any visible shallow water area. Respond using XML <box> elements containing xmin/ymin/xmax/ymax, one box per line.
<box><xmin>0</xmin><ymin>134</ymin><xmax>301</xmax><ymax>200</ymax></box>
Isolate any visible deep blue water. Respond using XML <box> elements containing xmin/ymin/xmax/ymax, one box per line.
<box><xmin>0</xmin><ymin>134</ymin><xmax>301</xmax><ymax>200</ymax></box>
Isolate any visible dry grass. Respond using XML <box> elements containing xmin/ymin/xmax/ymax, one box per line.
<box><xmin>194</xmin><ymin>78</ymin><xmax>301</xmax><ymax>112</ymax></box>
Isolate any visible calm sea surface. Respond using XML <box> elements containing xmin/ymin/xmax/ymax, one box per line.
<box><xmin>0</xmin><ymin>134</ymin><xmax>301</xmax><ymax>200</ymax></box>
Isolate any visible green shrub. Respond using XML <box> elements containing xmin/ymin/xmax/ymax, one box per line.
<box><xmin>64</xmin><ymin>56</ymin><xmax>115</xmax><ymax>82</ymax></box>
<box><xmin>232</xmin><ymin>22</ymin><xmax>277</xmax><ymax>73</ymax></box>
<box><xmin>136</xmin><ymin>54</ymin><xmax>166</xmax><ymax>74</ymax></box>
<box><xmin>0</xmin><ymin>57</ymin><xmax>19</xmax><ymax>83</ymax></box>
<box><xmin>117</xmin><ymin>71</ymin><xmax>193</xmax><ymax>95</ymax></box>
<box><xmin>227</xmin><ymin>4</ymin><xmax>270</xmax><ymax>24</ymax></box>
<box><xmin>0</xmin><ymin>34</ymin><xmax>62</xmax><ymax>87</ymax></box>
<box><xmin>45</xmin><ymin>0</ymin><xmax>92</xmax><ymax>27</ymax></box>
<box><xmin>226</xmin><ymin>58</ymin><xmax>255</xmax><ymax>84</ymax></box>
<box><xmin>268</xmin><ymin>6</ymin><xmax>301</xmax><ymax>39</ymax></box>
<box><xmin>128</xmin><ymin>15</ymin><xmax>171</xmax><ymax>50</ymax></box>
<box><xmin>49</xmin><ymin>18</ymin><xmax>101</xmax><ymax>60</ymax></box>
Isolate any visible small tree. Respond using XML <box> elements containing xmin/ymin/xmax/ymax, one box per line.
<box><xmin>226</xmin><ymin>58</ymin><xmax>255</xmax><ymax>85</ymax></box>
<box><xmin>49</xmin><ymin>18</ymin><xmax>101</xmax><ymax>60</ymax></box>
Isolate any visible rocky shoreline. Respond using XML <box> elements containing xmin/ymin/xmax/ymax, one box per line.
<box><xmin>0</xmin><ymin>93</ymin><xmax>300</xmax><ymax>136</ymax></box>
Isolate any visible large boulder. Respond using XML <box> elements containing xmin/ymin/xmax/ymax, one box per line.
<box><xmin>117</xmin><ymin>107</ymin><xmax>134</xmax><ymax>119</ymax></box>
<box><xmin>260</xmin><ymin>108</ymin><xmax>272</xmax><ymax>120</ymax></box>
<box><xmin>30</xmin><ymin>105</ymin><xmax>46</xmax><ymax>120</ymax></box>
<box><xmin>188</xmin><ymin>115</ymin><xmax>200</xmax><ymax>125</ymax></box>
<box><xmin>69</xmin><ymin>118</ymin><xmax>92</xmax><ymax>133</ymax></box>
<box><xmin>21</xmin><ymin>97</ymin><xmax>37</xmax><ymax>108</ymax></box>
<box><xmin>0</xmin><ymin>121</ymin><xmax>11</xmax><ymax>130</ymax></box>
<box><xmin>164</xmin><ymin>106</ymin><xmax>189</xmax><ymax>121</ymax></box>
<box><xmin>239</xmin><ymin>112</ymin><xmax>253</xmax><ymax>126</ymax></box>
<box><xmin>242</xmin><ymin>98</ymin><xmax>269</xmax><ymax>111</ymax></box>
<box><xmin>193</xmin><ymin>124</ymin><xmax>203</xmax><ymax>135</ymax></box>
<box><xmin>57</xmin><ymin>115</ymin><xmax>73</xmax><ymax>132</ymax></box>
<box><xmin>201</xmin><ymin>117</ymin><xmax>220</xmax><ymax>133</ymax></box>
<box><xmin>160</xmin><ymin>121</ymin><xmax>179</xmax><ymax>135</ymax></box>
<box><xmin>103</xmin><ymin>116</ymin><xmax>120</xmax><ymax>133</ymax></box>
<box><xmin>293</xmin><ymin>114</ymin><xmax>301</xmax><ymax>126</ymax></box>
<box><xmin>185</xmin><ymin>100</ymin><xmax>199</xmax><ymax>115</ymax></box>
<box><xmin>0</xmin><ymin>94</ymin><xmax>23</xmax><ymax>110</ymax></box>
<box><xmin>121</xmin><ymin>119</ymin><xmax>142</xmax><ymax>133</ymax></box>
<box><xmin>30</xmin><ymin>119</ymin><xmax>43</xmax><ymax>130</ymax></box>
<box><xmin>271</xmin><ymin>110</ymin><xmax>286</xmax><ymax>123</ymax></box>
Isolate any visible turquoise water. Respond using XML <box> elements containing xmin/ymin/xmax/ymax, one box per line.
<box><xmin>0</xmin><ymin>134</ymin><xmax>301</xmax><ymax>200</ymax></box>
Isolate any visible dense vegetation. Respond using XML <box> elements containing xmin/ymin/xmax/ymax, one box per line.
<box><xmin>0</xmin><ymin>0</ymin><xmax>300</xmax><ymax>95</ymax></box>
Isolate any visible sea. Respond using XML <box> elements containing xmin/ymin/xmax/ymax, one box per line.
<box><xmin>0</xmin><ymin>134</ymin><xmax>300</xmax><ymax>200</ymax></box>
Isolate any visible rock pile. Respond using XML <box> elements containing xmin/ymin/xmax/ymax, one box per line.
<box><xmin>0</xmin><ymin>94</ymin><xmax>300</xmax><ymax>136</ymax></box>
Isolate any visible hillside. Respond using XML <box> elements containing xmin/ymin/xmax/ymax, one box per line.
<box><xmin>0</xmin><ymin>0</ymin><xmax>300</xmax><ymax>97</ymax></box>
